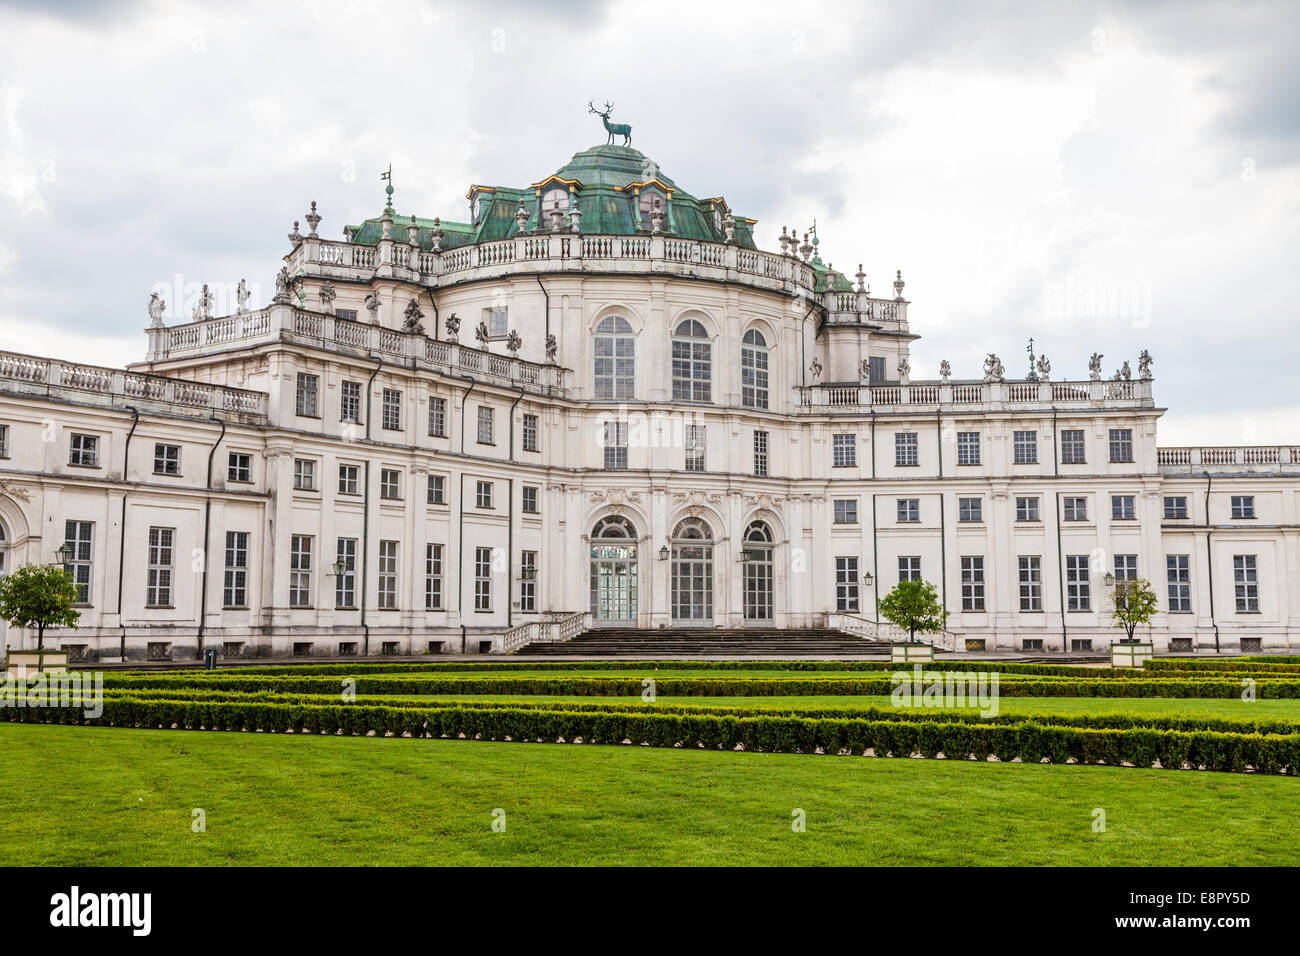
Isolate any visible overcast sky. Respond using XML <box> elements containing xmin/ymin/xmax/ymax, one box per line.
<box><xmin>1</xmin><ymin>0</ymin><xmax>1296</xmax><ymax>444</ymax></box>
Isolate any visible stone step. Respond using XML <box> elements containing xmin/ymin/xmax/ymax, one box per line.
<box><xmin>517</xmin><ymin>626</ymin><xmax>893</xmax><ymax>656</ymax></box>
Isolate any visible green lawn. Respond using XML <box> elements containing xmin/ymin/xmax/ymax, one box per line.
<box><xmin>371</xmin><ymin>693</ymin><xmax>1300</xmax><ymax>721</ymax></box>
<box><xmin>2</xmin><ymin>723</ymin><xmax>1296</xmax><ymax>866</ymax></box>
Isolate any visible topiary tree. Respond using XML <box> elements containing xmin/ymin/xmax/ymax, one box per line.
<box><xmin>877</xmin><ymin>579</ymin><xmax>948</xmax><ymax>644</ymax></box>
<box><xmin>0</xmin><ymin>563</ymin><xmax>81</xmax><ymax>670</ymax></box>
<box><xmin>1109</xmin><ymin>577</ymin><xmax>1158</xmax><ymax>643</ymax></box>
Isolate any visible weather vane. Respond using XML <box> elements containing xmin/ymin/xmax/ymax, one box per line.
<box><xmin>1026</xmin><ymin>337</ymin><xmax>1038</xmax><ymax>381</ymax></box>
<box><xmin>380</xmin><ymin>164</ymin><xmax>394</xmax><ymax>212</ymax></box>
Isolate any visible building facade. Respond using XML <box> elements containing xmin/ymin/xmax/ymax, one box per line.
<box><xmin>1</xmin><ymin>143</ymin><xmax>1298</xmax><ymax>659</ymax></box>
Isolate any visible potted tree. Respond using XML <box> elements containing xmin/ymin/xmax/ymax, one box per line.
<box><xmin>0</xmin><ymin>563</ymin><xmax>81</xmax><ymax>677</ymax></box>
<box><xmin>1108</xmin><ymin>577</ymin><xmax>1158</xmax><ymax>668</ymax></box>
<box><xmin>878</xmin><ymin>579</ymin><xmax>949</xmax><ymax>662</ymax></box>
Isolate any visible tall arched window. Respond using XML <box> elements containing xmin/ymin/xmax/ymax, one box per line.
<box><xmin>594</xmin><ymin>316</ymin><xmax>635</xmax><ymax>400</ymax></box>
<box><xmin>671</xmin><ymin>319</ymin><xmax>712</xmax><ymax>403</ymax></box>
<box><xmin>590</xmin><ymin>516</ymin><xmax>637</xmax><ymax>623</ymax></box>
<box><xmin>741</xmin><ymin>329</ymin><xmax>769</xmax><ymax>409</ymax></box>
<box><xmin>742</xmin><ymin>521</ymin><xmax>774</xmax><ymax>621</ymax></box>
<box><xmin>671</xmin><ymin>517</ymin><xmax>714</xmax><ymax>622</ymax></box>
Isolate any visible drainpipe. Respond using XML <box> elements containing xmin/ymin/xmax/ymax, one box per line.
<box><xmin>457</xmin><ymin>380</ymin><xmax>477</xmax><ymax>646</ymax></box>
<box><xmin>115</xmin><ymin>406</ymin><xmax>140</xmax><ymax>662</ymax></box>
<box><xmin>1205</xmin><ymin>473</ymin><xmax>1219</xmax><ymax>653</ymax></box>
<box><xmin>196</xmin><ymin>413</ymin><xmax>226</xmax><ymax>657</ymax></box>
<box><xmin>1052</xmin><ymin>408</ymin><xmax>1066</xmax><ymax>654</ymax></box>
<box><xmin>535</xmin><ymin>274</ymin><xmax>550</xmax><ymax>343</ymax></box>
<box><xmin>427</xmin><ymin>291</ymin><xmax>439</xmax><ymax>342</ymax></box>
<box><xmin>869</xmin><ymin>410</ymin><xmax>876</xmax><ymax>480</ymax></box>
<box><xmin>871</xmin><ymin>493</ymin><xmax>880</xmax><ymax>624</ymax></box>
<box><xmin>798</xmin><ymin>303</ymin><xmax>816</xmax><ymax>388</ymax></box>
<box><xmin>360</xmin><ymin>357</ymin><xmax>383</xmax><ymax>656</ymax></box>
<box><xmin>505</xmin><ymin>388</ymin><xmax>525</xmax><ymax>630</ymax></box>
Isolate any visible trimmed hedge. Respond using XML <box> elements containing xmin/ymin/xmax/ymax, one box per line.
<box><xmin>2</xmin><ymin>696</ymin><xmax>1294</xmax><ymax>774</ymax></box>
<box><xmin>1147</xmin><ymin>659</ymin><xmax>1300</xmax><ymax>675</ymax></box>
<box><xmin>77</xmin><ymin>687</ymin><xmax>1300</xmax><ymax>736</ymax></box>
<box><xmin>99</xmin><ymin>672</ymin><xmax>1300</xmax><ymax>699</ymax></box>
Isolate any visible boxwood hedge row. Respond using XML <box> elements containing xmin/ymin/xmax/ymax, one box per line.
<box><xmin>2</xmin><ymin>697</ymin><xmax>1294</xmax><ymax>774</ymax></box>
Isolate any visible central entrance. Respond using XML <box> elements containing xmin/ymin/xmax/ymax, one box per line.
<box><xmin>671</xmin><ymin>517</ymin><xmax>714</xmax><ymax>624</ymax></box>
<box><xmin>590</xmin><ymin>516</ymin><xmax>638</xmax><ymax>625</ymax></box>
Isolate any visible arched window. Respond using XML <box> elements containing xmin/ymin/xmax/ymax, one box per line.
<box><xmin>671</xmin><ymin>319</ymin><xmax>712</xmax><ymax>403</ymax></box>
<box><xmin>671</xmin><ymin>517</ymin><xmax>713</xmax><ymax>622</ymax></box>
<box><xmin>594</xmin><ymin>316</ymin><xmax>635</xmax><ymax>400</ymax></box>
<box><xmin>590</xmin><ymin>516</ymin><xmax>637</xmax><ymax>623</ymax></box>
<box><xmin>541</xmin><ymin>187</ymin><xmax>569</xmax><ymax>226</ymax></box>
<box><xmin>592</xmin><ymin>516</ymin><xmax>637</xmax><ymax>539</ymax></box>
<box><xmin>741</xmin><ymin>329</ymin><xmax>769</xmax><ymax>409</ymax></box>
<box><xmin>638</xmin><ymin>190</ymin><xmax>665</xmax><ymax>229</ymax></box>
<box><xmin>742</xmin><ymin>520</ymin><xmax>773</xmax><ymax>620</ymax></box>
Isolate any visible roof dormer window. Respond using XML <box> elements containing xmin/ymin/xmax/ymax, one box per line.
<box><xmin>542</xmin><ymin>187</ymin><xmax>570</xmax><ymax>225</ymax></box>
<box><xmin>638</xmin><ymin>188</ymin><xmax>665</xmax><ymax>229</ymax></box>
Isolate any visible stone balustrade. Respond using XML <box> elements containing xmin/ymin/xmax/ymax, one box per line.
<box><xmin>152</xmin><ymin>304</ymin><xmax>569</xmax><ymax>396</ymax></box>
<box><xmin>798</xmin><ymin>378</ymin><xmax>1153</xmax><ymax>413</ymax></box>
<box><xmin>1157</xmin><ymin>446</ymin><xmax>1300</xmax><ymax>474</ymax></box>
<box><xmin>285</xmin><ymin>231</ymin><xmax>905</xmax><ymax>326</ymax></box>
<box><xmin>0</xmin><ymin>349</ymin><xmax>267</xmax><ymax>421</ymax></box>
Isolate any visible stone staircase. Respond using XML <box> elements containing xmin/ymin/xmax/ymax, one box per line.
<box><xmin>515</xmin><ymin>626</ymin><xmax>893</xmax><ymax>657</ymax></box>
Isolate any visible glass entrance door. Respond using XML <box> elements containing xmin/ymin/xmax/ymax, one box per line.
<box><xmin>589</xmin><ymin>516</ymin><xmax>638</xmax><ymax>625</ymax></box>
<box><xmin>742</xmin><ymin>521</ymin><xmax>774</xmax><ymax>621</ymax></box>
<box><xmin>670</xmin><ymin>518</ymin><xmax>714</xmax><ymax>624</ymax></box>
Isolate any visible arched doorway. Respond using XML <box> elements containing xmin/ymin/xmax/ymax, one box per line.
<box><xmin>671</xmin><ymin>517</ymin><xmax>714</xmax><ymax>624</ymax></box>
<box><xmin>742</xmin><ymin>521</ymin><xmax>774</xmax><ymax>621</ymax></box>
<box><xmin>590</xmin><ymin>516</ymin><xmax>638</xmax><ymax>625</ymax></box>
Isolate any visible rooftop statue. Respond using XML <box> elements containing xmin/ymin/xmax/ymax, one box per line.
<box><xmin>588</xmin><ymin>100</ymin><xmax>632</xmax><ymax>147</ymax></box>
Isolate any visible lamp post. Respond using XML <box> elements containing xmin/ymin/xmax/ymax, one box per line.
<box><xmin>658</xmin><ymin>545</ymin><xmax>669</xmax><ymax>561</ymax></box>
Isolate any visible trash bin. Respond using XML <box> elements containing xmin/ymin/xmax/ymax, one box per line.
<box><xmin>204</xmin><ymin>648</ymin><xmax>218</xmax><ymax>670</ymax></box>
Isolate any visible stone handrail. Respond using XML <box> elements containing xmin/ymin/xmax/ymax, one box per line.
<box><xmin>156</xmin><ymin>305</ymin><xmax>568</xmax><ymax>396</ymax></box>
<box><xmin>1157</xmin><ymin>446</ymin><xmax>1299</xmax><ymax>473</ymax></box>
<box><xmin>826</xmin><ymin>612</ymin><xmax>960</xmax><ymax>652</ymax></box>
<box><xmin>501</xmin><ymin>611</ymin><xmax>590</xmax><ymax>654</ymax></box>
<box><xmin>800</xmin><ymin>378</ymin><xmax>1154</xmax><ymax>411</ymax></box>
<box><xmin>0</xmin><ymin>349</ymin><xmax>267</xmax><ymax>420</ymax></box>
<box><xmin>286</xmin><ymin>232</ymin><xmax>903</xmax><ymax>326</ymax></box>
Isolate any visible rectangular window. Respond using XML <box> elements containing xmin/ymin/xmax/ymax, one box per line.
<box><xmin>1018</xmin><ymin>556</ymin><xmax>1043</xmax><ymax>611</ymax></box>
<box><xmin>522</xmin><ymin>485</ymin><xmax>539</xmax><ymax>514</ymax></box>
<box><xmin>753</xmin><ymin>430</ymin><xmax>769</xmax><ymax>477</ymax></box>
<box><xmin>289</xmin><ymin>535</ymin><xmax>313</xmax><ymax>608</ymax></box>
<box><xmin>896</xmin><ymin>498</ymin><xmax>920</xmax><ymax>523</ymax></box>
<box><xmin>380</xmin><ymin>468</ymin><xmax>401</xmax><ymax>500</ymax></box>
<box><xmin>898</xmin><ymin>556</ymin><xmax>921</xmax><ymax>583</ymax></box>
<box><xmin>338</xmin><ymin>464</ymin><xmax>359</xmax><ymax>495</ymax></box>
<box><xmin>604</xmin><ymin>421</ymin><xmax>628</xmax><ymax>470</ymax></box>
<box><xmin>382</xmin><ymin>389</ymin><xmax>402</xmax><ymax>431</ymax></box>
<box><xmin>868</xmin><ymin>356</ymin><xmax>886</xmax><ymax>383</ymax></box>
<box><xmin>477</xmin><ymin>405</ymin><xmax>494</xmax><ymax>444</ymax></box>
<box><xmin>834</xmin><ymin>557</ymin><xmax>860</xmax><ymax>612</ymax></box>
<box><xmin>1065</xmin><ymin>555</ymin><xmax>1091</xmax><ymax>611</ymax></box>
<box><xmin>340</xmin><ymin>380</ymin><xmax>361</xmax><ymax>423</ymax></box>
<box><xmin>1166</xmin><ymin>555</ymin><xmax>1191</xmax><ymax>612</ymax></box>
<box><xmin>671</xmin><ymin>334</ymin><xmax>712</xmax><ymax>402</ymax></box>
<box><xmin>1063</xmin><ymin>496</ymin><xmax>1088</xmax><ymax>521</ymax></box>
<box><xmin>293</xmin><ymin>459</ymin><xmax>316</xmax><ymax>491</ymax></box>
<box><xmin>833</xmin><ymin>434</ymin><xmax>858</xmax><ymax>468</ymax></box>
<box><xmin>1016</xmin><ymin>496</ymin><xmax>1040</xmax><ymax>521</ymax></box>
<box><xmin>1013</xmin><ymin>430</ymin><xmax>1038</xmax><ymax>464</ymax></box>
<box><xmin>336</xmin><ymin>309</ymin><xmax>357</xmax><ymax>323</ymax></box>
<box><xmin>522</xmin><ymin>413</ymin><xmax>539</xmax><ymax>452</ymax></box>
<box><xmin>69</xmin><ymin>433</ymin><xmax>99</xmax><ymax>467</ymax></box>
<box><xmin>228</xmin><ymin>452</ymin><xmax>252</xmax><ymax>483</ymax></box>
<box><xmin>958</xmin><ymin>497</ymin><xmax>982</xmax><ymax>522</ymax></box>
<box><xmin>956</xmin><ymin>431</ymin><xmax>981</xmax><ymax>466</ymax></box>
<box><xmin>1060</xmin><ymin>429</ymin><xmax>1086</xmax><ymax>464</ymax></box>
<box><xmin>474</xmin><ymin>547</ymin><xmax>493</xmax><ymax>611</ymax></box>
<box><xmin>685</xmin><ymin>424</ymin><xmax>705</xmax><ymax>472</ymax></box>
<box><xmin>833</xmin><ymin>499</ymin><xmax>858</xmax><ymax>524</ymax></box>
<box><xmin>1163</xmin><ymin>496</ymin><xmax>1188</xmax><ymax>519</ymax></box>
<box><xmin>0</xmin><ymin>423</ymin><xmax>7</xmax><ymax>458</ymax></box>
<box><xmin>335</xmin><ymin>538</ymin><xmax>357</xmax><ymax>609</ymax></box>
<box><xmin>377</xmin><ymin>540</ymin><xmax>398</xmax><ymax>610</ymax></box>
<box><xmin>1114</xmin><ymin>554</ymin><xmax>1138</xmax><ymax>582</ymax></box>
<box><xmin>1108</xmin><ymin>428</ymin><xmax>1134</xmax><ymax>463</ymax></box>
<box><xmin>520</xmin><ymin>550</ymin><xmax>538</xmax><ymax>612</ymax></box>
<box><xmin>427</xmin><ymin>475</ymin><xmax>445</xmax><ymax>505</ymax></box>
<box><xmin>145</xmin><ymin>527</ymin><xmax>175</xmax><ymax>607</ymax></box>
<box><xmin>476</xmin><ymin>480</ymin><xmax>493</xmax><ymax>508</ymax></box>
<box><xmin>425</xmin><ymin>543</ymin><xmax>444</xmax><ymax>610</ymax></box>
<box><xmin>65</xmin><ymin>521</ymin><xmax>93</xmax><ymax>604</ymax></box>
<box><xmin>1233</xmin><ymin>555</ymin><xmax>1259</xmax><ymax>612</ymax></box>
<box><xmin>223</xmin><ymin>531</ymin><xmax>249</xmax><ymax>608</ymax></box>
<box><xmin>488</xmin><ymin>308</ymin><xmax>508</xmax><ymax>337</ymax></box>
<box><xmin>295</xmin><ymin>373</ymin><xmax>319</xmax><ymax>417</ymax></box>
<box><xmin>1111</xmin><ymin>495</ymin><xmax>1136</xmax><ymax>521</ymax></box>
<box><xmin>960</xmin><ymin>556</ymin><xmax>985</xmax><ymax>611</ymax></box>
<box><xmin>428</xmin><ymin>396</ymin><xmax>447</xmax><ymax>437</ymax></box>
<box><xmin>153</xmin><ymin>443</ymin><xmax>181</xmax><ymax>475</ymax></box>
<box><xmin>894</xmin><ymin>433</ymin><xmax>918</xmax><ymax>467</ymax></box>
<box><xmin>1231</xmin><ymin>495</ymin><xmax>1255</xmax><ymax>519</ymax></box>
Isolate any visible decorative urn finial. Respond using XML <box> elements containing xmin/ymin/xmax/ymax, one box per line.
<box><xmin>305</xmin><ymin>201</ymin><xmax>321</xmax><ymax>237</ymax></box>
<box><xmin>893</xmin><ymin>269</ymin><xmax>906</xmax><ymax>301</ymax></box>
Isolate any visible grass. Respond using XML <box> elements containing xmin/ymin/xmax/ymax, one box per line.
<box><xmin>2</xmin><ymin>722</ymin><xmax>1297</xmax><ymax>866</ymax></box>
<box><xmin>370</xmin><ymin>693</ymin><xmax>1300</xmax><ymax>720</ymax></box>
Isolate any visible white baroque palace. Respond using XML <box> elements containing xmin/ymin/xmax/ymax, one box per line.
<box><xmin>2</xmin><ymin>143</ymin><xmax>1299</xmax><ymax>660</ymax></box>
